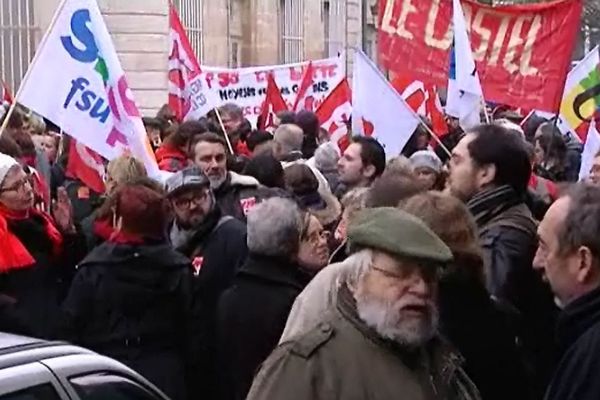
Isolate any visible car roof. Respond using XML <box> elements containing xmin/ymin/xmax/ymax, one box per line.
<box><xmin>0</xmin><ymin>332</ymin><xmax>93</xmax><ymax>370</ymax></box>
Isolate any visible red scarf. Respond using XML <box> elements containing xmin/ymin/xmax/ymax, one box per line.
<box><xmin>0</xmin><ymin>204</ymin><xmax>63</xmax><ymax>273</ymax></box>
<box><xmin>93</xmin><ymin>218</ymin><xmax>145</xmax><ymax>245</ymax></box>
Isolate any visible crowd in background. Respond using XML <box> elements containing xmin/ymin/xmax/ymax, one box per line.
<box><xmin>1</xmin><ymin>100</ymin><xmax>600</xmax><ymax>400</ymax></box>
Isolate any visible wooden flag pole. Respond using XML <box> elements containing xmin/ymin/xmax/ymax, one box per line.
<box><xmin>213</xmin><ymin>107</ymin><xmax>235</xmax><ymax>155</ymax></box>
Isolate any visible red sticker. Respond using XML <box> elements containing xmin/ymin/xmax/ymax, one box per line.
<box><xmin>192</xmin><ymin>257</ymin><xmax>204</xmax><ymax>276</ymax></box>
<box><xmin>240</xmin><ymin>197</ymin><xmax>257</xmax><ymax>216</ymax></box>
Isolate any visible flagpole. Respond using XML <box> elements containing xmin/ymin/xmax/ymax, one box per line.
<box><xmin>420</xmin><ymin>121</ymin><xmax>452</xmax><ymax>159</ymax></box>
<box><xmin>213</xmin><ymin>107</ymin><xmax>235</xmax><ymax>155</ymax></box>
<box><xmin>481</xmin><ymin>98</ymin><xmax>491</xmax><ymax>123</ymax></box>
<box><xmin>0</xmin><ymin>0</ymin><xmax>68</xmax><ymax>139</ymax></box>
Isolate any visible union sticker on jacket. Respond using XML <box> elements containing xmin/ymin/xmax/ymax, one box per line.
<box><xmin>240</xmin><ymin>197</ymin><xmax>257</xmax><ymax>216</ymax></box>
<box><xmin>192</xmin><ymin>256</ymin><xmax>204</xmax><ymax>276</ymax></box>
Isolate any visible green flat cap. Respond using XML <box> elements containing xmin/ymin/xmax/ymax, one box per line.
<box><xmin>347</xmin><ymin>207</ymin><xmax>453</xmax><ymax>264</ymax></box>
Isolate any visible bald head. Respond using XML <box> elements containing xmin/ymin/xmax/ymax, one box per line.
<box><xmin>273</xmin><ymin>124</ymin><xmax>304</xmax><ymax>161</ymax></box>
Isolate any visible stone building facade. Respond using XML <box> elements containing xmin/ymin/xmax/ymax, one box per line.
<box><xmin>1</xmin><ymin>0</ymin><xmax>378</xmax><ymax>116</ymax></box>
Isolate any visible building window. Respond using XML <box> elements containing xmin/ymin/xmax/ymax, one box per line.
<box><xmin>172</xmin><ymin>0</ymin><xmax>204</xmax><ymax>61</ymax></box>
<box><xmin>0</xmin><ymin>0</ymin><xmax>37</xmax><ymax>92</ymax></box>
<box><xmin>228</xmin><ymin>0</ymin><xmax>242</xmax><ymax>67</ymax></box>
<box><xmin>280</xmin><ymin>0</ymin><xmax>304</xmax><ymax>63</ymax></box>
<box><xmin>323</xmin><ymin>0</ymin><xmax>345</xmax><ymax>58</ymax></box>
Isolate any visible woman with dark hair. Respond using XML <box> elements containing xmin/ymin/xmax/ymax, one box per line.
<box><xmin>61</xmin><ymin>181</ymin><xmax>196</xmax><ymax>400</ymax></box>
<box><xmin>294</xmin><ymin>110</ymin><xmax>320</xmax><ymax>159</ymax></box>
<box><xmin>155</xmin><ymin>120</ymin><xmax>208</xmax><ymax>172</ymax></box>
<box><xmin>399</xmin><ymin>191</ymin><xmax>531</xmax><ymax>400</ymax></box>
<box><xmin>284</xmin><ymin>163</ymin><xmax>341</xmax><ymax>233</ymax></box>
<box><xmin>534</xmin><ymin>123</ymin><xmax>567</xmax><ymax>182</ymax></box>
<box><xmin>243</xmin><ymin>153</ymin><xmax>285</xmax><ymax>189</ymax></box>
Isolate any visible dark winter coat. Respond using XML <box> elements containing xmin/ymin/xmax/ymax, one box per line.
<box><xmin>439</xmin><ymin>253</ymin><xmax>531</xmax><ymax>400</ymax></box>
<box><xmin>216</xmin><ymin>254</ymin><xmax>312</xmax><ymax>400</ymax></box>
<box><xmin>214</xmin><ymin>172</ymin><xmax>273</xmax><ymax>221</ymax></box>
<box><xmin>468</xmin><ymin>185</ymin><xmax>558</xmax><ymax>397</ymax></box>
<box><xmin>247</xmin><ymin>284</ymin><xmax>481</xmax><ymax>400</ymax></box>
<box><xmin>0</xmin><ymin>215</ymin><xmax>82</xmax><ymax>339</ymax></box>
<box><xmin>172</xmin><ymin>208</ymin><xmax>248</xmax><ymax>399</ymax></box>
<box><xmin>545</xmin><ymin>286</ymin><xmax>600</xmax><ymax>400</ymax></box>
<box><xmin>60</xmin><ymin>240</ymin><xmax>196</xmax><ymax>400</ymax></box>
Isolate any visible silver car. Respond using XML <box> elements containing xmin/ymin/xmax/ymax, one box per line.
<box><xmin>0</xmin><ymin>332</ymin><xmax>170</xmax><ymax>400</ymax></box>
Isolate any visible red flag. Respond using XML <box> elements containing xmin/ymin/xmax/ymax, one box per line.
<box><xmin>292</xmin><ymin>61</ymin><xmax>316</xmax><ymax>112</ymax></box>
<box><xmin>425</xmin><ymin>86</ymin><xmax>449</xmax><ymax>138</ymax></box>
<box><xmin>168</xmin><ymin>2</ymin><xmax>202</xmax><ymax>122</ymax></box>
<box><xmin>1</xmin><ymin>80</ymin><xmax>12</xmax><ymax>104</ymax></box>
<box><xmin>391</xmin><ymin>77</ymin><xmax>426</xmax><ymax>115</ymax></box>
<box><xmin>392</xmin><ymin>76</ymin><xmax>448</xmax><ymax>138</ymax></box>
<box><xmin>315</xmin><ymin>78</ymin><xmax>352</xmax><ymax>152</ymax></box>
<box><xmin>66</xmin><ymin>138</ymin><xmax>106</xmax><ymax>194</ymax></box>
<box><xmin>258</xmin><ymin>73</ymin><xmax>288</xmax><ymax>130</ymax></box>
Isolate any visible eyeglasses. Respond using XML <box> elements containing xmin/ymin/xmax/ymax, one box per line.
<box><xmin>304</xmin><ymin>229</ymin><xmax>330</xmax><ymax>246</ymax></box>
<box><xmin>173</xmin><ymin>190</ymin><xmax>209</xmax><ymax>209</ymax></box>
<box><xmin>0</xmin><ymin>177</ymin><xmax>32</xmax><ymax>193</ymax></box>
<box><xmin>371</xmin><ymin>263</ymin><xmax>442</xmax><ymax>284</ymax></box>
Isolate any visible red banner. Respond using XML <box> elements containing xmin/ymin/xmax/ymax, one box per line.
<box><xmin>378</xmin><ymin>0</ymin><xmax>582</xmax><ymax>112</ymax></box>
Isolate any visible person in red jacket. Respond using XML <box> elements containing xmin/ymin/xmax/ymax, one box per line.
<box><xmin>155</xmin><ymin>120</ymin><xmax>208</xmax><ymax>172</ymax></box>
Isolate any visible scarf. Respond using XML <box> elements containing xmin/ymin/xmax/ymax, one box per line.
<box><xmin>172</xmin><ymin>206</ymin><xmax>222</xmax><ymax>256</ymax></box>
<box><xmin>93</xmin><ymin>218</ymin><xmax>145</xmax><ymax>245</ymax></box>
<box><xmin>466</xmin><ymin>185</ymin><xmax>522</xmax><ymax>228</ymax></box>
<box><xmin>0</xmin><ymin>204</ymin><xmax>63</xmax><ymax>272</ymax></box>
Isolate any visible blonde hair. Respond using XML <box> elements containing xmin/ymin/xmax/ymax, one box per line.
<box><xmin>27</xmin><ymin>114</ymin><xmax>46</xmax><ymax>136</ymax></box>
<box><xmin>385</xmin><ymin>156</ymin><xmax>415</xmax><ymax>177</ymax></box>
<box><xmin>106</xmin><ymin>155</ymin><xmax>147</xmax><ymax>185</ymax></box>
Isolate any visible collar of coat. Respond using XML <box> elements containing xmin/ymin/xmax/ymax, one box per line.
<box><xmin>336</xmin><ymin>283</ymin><xmax>467</xmax><ymax>388</ymax></box>
<box><xmin>237</xmin><ymin>253</ymin><xmax>312</xmax><ymax>290</ymax></box>
<box><xmin>556</xmin><ymin>285</ymin><xmax>600</xmax><ymax>355</ymax></box>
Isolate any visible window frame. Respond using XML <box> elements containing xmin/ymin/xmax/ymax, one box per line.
<box><xmin>0</xmin><ymin>363</ymin><xmax>69</xmax><ymax>399</ymax></box>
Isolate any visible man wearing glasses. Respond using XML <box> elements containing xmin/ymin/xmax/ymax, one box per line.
<box><xmin>165</xmin><ymin>166</ymin><xmax>247</xmax><ymax>399</ymax></box>
<box><xmin>247</xmin><ymin>208</ymin><xmax>480</xmax><ymax>400</ymax></box>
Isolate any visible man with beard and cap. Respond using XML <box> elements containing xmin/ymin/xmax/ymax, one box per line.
<box><xmin>192</xmin><ymin>132</ymin><xmax>275</xmax><ymax>221</ymax></box>
<box><xmin>165</xmin><ymin>166</ymin><xmax>247</xmax><ymax>398</ymax></box>
<box><xmin>247</xmin><ymin>208</ymin><xmax>481</xmax><ymax>400</ymax></box>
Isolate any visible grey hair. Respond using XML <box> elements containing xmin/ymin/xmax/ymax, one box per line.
<box><xmin>219</xmin><ymin>102</ymin><xmax>243</xmax><ymax>119</ymax></box>
<box><xmin>274</xmin><ymin>124</ymin><xmax>304</xmax><ymax>154</ymax></box>
<box><xmin>247</xmin><ymin>197</ymin><xmax>304</xmax><ymax>257</ymax></box>
<box><xmin>558</xmin><ymin>184</ymin><xmax>600</xmax><ymax>262</ymax></box>
<box><xmin>340</xmin><ymin>249</ymin><xmax>374</xmax><ymax>290</ymax></box>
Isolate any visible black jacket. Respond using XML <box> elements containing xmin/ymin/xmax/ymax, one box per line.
<box><xmin>214</xmin><ymin>172</ymin><xmax>269</xmax><ymax>222</ymax></box>
<box><xmin>60</xmin><ymin>241</ymin><xmax>195</xmax><ymax>400</ymax></box>
<box><xmin>545</xmin><ymin>286</ymin><xmax>600</xmax><ymax>400</ymax></box>
<box><xmin>468</xmin><ymin>186</ymin><xmax>558</xmax><ymax>397</ymax></box>
<box><xmin>439</xmin><ymin>253</ymin><xmax>531</xmax><ymax>400</ymax></box>
<box><xmin>216</xmin><ymin>254</ymin><xmax>312</xmax><ymax>400</ymax></box>
<box><xmin>173</xmin><ymin>208</ymin><xmax>248</xmax><ymax>399</ymax></box>
<box><xmin>0</xmin><ymin>214</ymin><xmax>82</xmax><ymax>339</ymax></box>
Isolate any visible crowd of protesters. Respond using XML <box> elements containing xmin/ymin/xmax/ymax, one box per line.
<box><xmin>1</xmin><ymin>99</ymin><xmax>600</xmax><ymax>400</ymax></box>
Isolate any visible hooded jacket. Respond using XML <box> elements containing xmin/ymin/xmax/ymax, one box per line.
<box><xmin>545</xmin><ymin>286</ymin><xmax>600</xmax><ymax>400</ymax></box>
<box><xmin>61</xmin><ymin>240</ymin><xmax>196</xmax><ymax>400</ymax></box>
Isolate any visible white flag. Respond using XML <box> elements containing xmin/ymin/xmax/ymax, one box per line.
<box><xmin>18</xmin><ymin>0</ymin><xmax>158</xmax><ymax>175</ymax></box>
<box><xmin>579</xmin><ymin>119</ymin><xmax>600</xmax><ymax>181</ymax></box>
<box><xmin>351</xmin><ymin>49</ymin><xmax>421</xmax><ymax>157</ymax></box>
<box><xmin>446</xmin><ymin>0</ymin><xmax>484</xmax><ymax>131</ymax></box>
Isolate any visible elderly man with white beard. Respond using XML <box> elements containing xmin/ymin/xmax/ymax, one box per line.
<box><xmin>246</xmin><ymin>207</ymin><xmax>481</xmax><ymax>400</ymax></box>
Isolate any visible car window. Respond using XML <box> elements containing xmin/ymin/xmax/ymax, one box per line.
<box><xmin>0</xmin><ymin>384</ymin><xmax>62</xmax><ymax>400</ymax></box>
<box><xmin>69</xmin><ymin>373</ymin><xmax>162</xmax><ymax>400</ymax></box>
